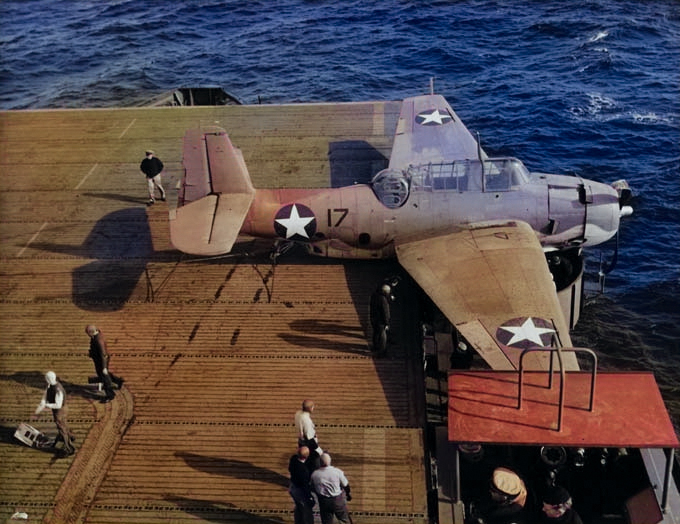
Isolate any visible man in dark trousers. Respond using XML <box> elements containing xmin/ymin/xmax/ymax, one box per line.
<box><xmin>311</xmin><ymin>453</ymin><xmax>352</xmax><ymax>524</ymax></box>
<box><xmin>139</xmin><ymin>149</ymin><xmax>166</xmax><ymax>205</ymax></box>
<box><xmin>85</xmin><ymin>324</ymin><xmax>124</xmax><ymax>403</ymax></box>
<box><xmin>369</xmin><ymin>282</ymin><xmax>393</xmax><ymax>355</ymax></box>
<box><xmin>288</xmin><ymin>446</ymin><xmax>315</xmax><ymax>524</ymax></box>
<box><xmin>33</xmin><ymin>371</ymin><xmax>76</xmax><ymax>457</ymax></box>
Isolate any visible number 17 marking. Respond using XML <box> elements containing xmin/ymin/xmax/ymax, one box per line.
<box><xmin>327</xmin><ymin>208</ymin><xmax>349</xmax><ymax>227</ymax></box>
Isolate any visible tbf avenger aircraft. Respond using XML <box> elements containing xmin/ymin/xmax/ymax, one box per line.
<box><xmin>169</xmin><ymin>94</ymin><xmax>633</xmax><ymax>371</ymax></box>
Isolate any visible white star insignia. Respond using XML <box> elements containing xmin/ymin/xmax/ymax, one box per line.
<box><xmin>275</xmin><ymin>204</ymin><xmax>314</xmax><ymax>239</ymax></box>
<box><xmin>499</xmin><ymin>317</ymin><xmax>555</xmax><ymax>347</ymax></box>
<box><xmin>417</xmin><ymin>109</ymin><xmax>452</xmax><ymax>125</ymax></box>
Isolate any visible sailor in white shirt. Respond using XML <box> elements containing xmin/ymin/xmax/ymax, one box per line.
<box><xmin>295</xmin><ymin>399</ymin><xmax>322</xmax><ymax>470</ymax></box>
<box><xmin>311</xmin><ymin>453</ymin><xmax>352</xmax><ymax>524</ymax></box>
<box><xmin>33</xmin><ymin>371</ymin><xmax>76</xmax><ymax>456</ymax></box>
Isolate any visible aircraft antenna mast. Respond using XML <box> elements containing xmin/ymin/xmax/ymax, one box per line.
<box><xmin>429</xmin><ymin>77</ymin><xmax>435</xmax><ymax>95</ymax></box>
<box><xmin>476</xmin><ymin>131</ymin><xmax>486</xmax><ymax>191</ymax></box>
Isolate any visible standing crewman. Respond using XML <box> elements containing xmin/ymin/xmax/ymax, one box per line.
<box><xmin>140</xmin><ymin>149</ymin><xmax>166</xmax><ymax>205</ymax></box>
<box><xmin>369</xmin><ymin>282</ymin><xmax>393</xmax><ymax>355</ymax></box>
<box><xmin>85</xmin><ymin>324</ymin><xmax>124</xmax><ymax>403</ymax></box>
<box><xmin>288</xmin><ymin>446</ymin><xmax>315</xmax><ymax>524</ymax></box>
<box><xmin>311</xmin><ymin>453</ymin><xmax>352</xmax><ymax>524</ymax></box>
<box><xmin>295</xmin><ymin>399</ymin><xmax>323</xmax><ymax>472</ymax></box>
<box><xmin>33</xmin><ymin>371</ymin><xmax>76</xmax><ymax>457</ymax></box>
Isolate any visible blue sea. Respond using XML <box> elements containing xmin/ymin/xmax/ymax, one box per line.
<box><xmin>1</xmin><ymin>0</ymin><xmax>679</xmax><ymax>426</ymax></box>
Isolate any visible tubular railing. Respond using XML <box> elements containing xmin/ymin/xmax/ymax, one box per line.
<box><xmin>517</xmin><ymin>346</ymin><xmax>598</xmax><ymax>431</ymax></box>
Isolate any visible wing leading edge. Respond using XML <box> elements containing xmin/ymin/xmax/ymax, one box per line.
<box><xmin>395</xmin><ymin>220</ymin><xmax>578</xmax><ymax>371</ymax></box>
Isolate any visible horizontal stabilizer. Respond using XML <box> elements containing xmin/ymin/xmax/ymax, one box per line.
<box><xmin>169</xmin><ymin>127</ymin><xmax>255</xmax><ymax>256</ymax></box>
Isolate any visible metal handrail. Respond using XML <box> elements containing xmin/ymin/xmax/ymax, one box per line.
<box><xmin>517</xmin><ymin>346</ymin><xmax>598</xmax><ymax>431</ymax></box>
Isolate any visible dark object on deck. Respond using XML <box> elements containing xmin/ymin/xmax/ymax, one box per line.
<box><xmin>142</xmin><ymin>87</ymin><xmax>243</xmax><ymax>107</ymax></box>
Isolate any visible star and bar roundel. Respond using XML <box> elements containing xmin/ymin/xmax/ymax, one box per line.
<box><xmin>495</xmin><ymin>316</ymin><xmax>556</xmax><ymax>350</ymax></box>
<box><xmin>274</xmin><ymin>203</ymin><xmax>317</xmax><ymax>241</ymax></box>
<box><xmin>415</xmin><ymin>108</ymin><xmax>453</xmax><ymax>126</ymax></box>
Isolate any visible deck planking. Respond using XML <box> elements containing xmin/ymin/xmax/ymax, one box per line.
<box><xmin>0</xmin><ymin>101</ymin><xmax>430</xmax><ymax>523</ymax></box>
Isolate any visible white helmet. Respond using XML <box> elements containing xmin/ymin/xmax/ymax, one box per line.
<box><xmin>45</xmin><ymin>371</ymin><xmax>57</xmax><ymax>385</ymax></box>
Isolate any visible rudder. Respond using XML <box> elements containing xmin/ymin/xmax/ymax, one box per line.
<box><xmin>169</xmin><ymin>127</ymin><xmax>255</xmax><ymax>256</ymax></box>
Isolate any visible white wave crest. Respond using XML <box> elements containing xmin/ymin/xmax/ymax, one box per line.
<box><xmin>570</xmin><ymin>92</ymin><xmax>620</xmax><ymax>120</ymax></box>
<box><xmin>631</xmin><ymin>112</ymin><xmax>672</xmax><ymax>125</ymax></box>
<box><xmin>589</xmin><ymin>30</ymin><xmax>609</xmax><ymax>43</ymax></box>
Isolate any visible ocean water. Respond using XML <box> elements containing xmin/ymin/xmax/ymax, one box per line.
<box><xmin>1</xmin><ymin>0</ymin><xmax>679</xmax><ymax>427</ymax></box>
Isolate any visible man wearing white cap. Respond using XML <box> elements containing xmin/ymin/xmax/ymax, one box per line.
<box><xmin>477</xmin><ymin>466</ymin><xmax>527</xmax><ymax>523</ymax></box>
<box><xmin>33</xmin><ymin>371</ymin><xmax>76</xmax><ymax>456</ymax></box>
<box><xmin>140</xmin><ymin>149</ymin><xmax>166</xmax><ymax>205</ymax></box>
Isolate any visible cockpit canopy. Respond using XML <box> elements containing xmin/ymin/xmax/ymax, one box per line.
<box><xmin>371</xmin><ymin>157</ymin><xmax>530</xmax><ymax>208</ymax></box>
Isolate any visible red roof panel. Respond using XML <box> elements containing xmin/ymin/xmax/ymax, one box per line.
<box><xmin>448</xmin><ymin>371</ymin><xmax>679</xmax><ymax>448</ymax></box>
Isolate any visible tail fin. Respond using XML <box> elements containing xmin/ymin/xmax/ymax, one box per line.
<box><xmin>169</xmin><ymin>127</ymin><xmax>255</xmax><ymax>256</ymax></box>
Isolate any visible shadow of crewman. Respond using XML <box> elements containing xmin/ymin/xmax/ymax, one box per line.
<box><xmin>0</xmin><ymin>370</ymin><xmax>106</xmax><ymax>402</ymax></box>
<box><xmin>165</xmin><ymin>495</ymin><xmax>285</xmax><ymax>523</ymax></box>
<box><xmin>176</xmin><ymin>451</ymin><xmax>290</xmax><ymax>488</ymax></box>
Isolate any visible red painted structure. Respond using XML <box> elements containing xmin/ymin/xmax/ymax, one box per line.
<box><xmin>448</xmin><ymin>371</ymin><xmax>678</xmax><ymax>448</ymax></box>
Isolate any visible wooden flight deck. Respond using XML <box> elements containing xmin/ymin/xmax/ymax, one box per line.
<box><xmin>0</xmin><ymin>101</ymin><xmax>432</xmax><ymax>522</ymax></box>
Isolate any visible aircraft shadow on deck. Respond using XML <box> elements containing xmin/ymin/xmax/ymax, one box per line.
<box><xmin>31</xmin><ymin>207</ymin><xmax>156</xmax><ymax>312</ymax></box>
<box><xmin>328</xmin><ymin>140</ymin><xmax>388</xmax><ymax>187</ymax></box>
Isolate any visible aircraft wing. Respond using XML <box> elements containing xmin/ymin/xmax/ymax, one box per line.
<box><xmin>388</xmin><ymin>94</ymin><xmax>485</xmax><ymax>171</ymax></box>
<box><xmin>395</xmin><ymin>220</ymin><xmax>578</xmax><ymax>371</ymax></box>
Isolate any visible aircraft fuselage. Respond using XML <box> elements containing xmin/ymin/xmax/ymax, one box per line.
<box><xmin>240</xmin><ymin>162</ymin><xmax>621</xmax><ymax>259</ymax></box>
